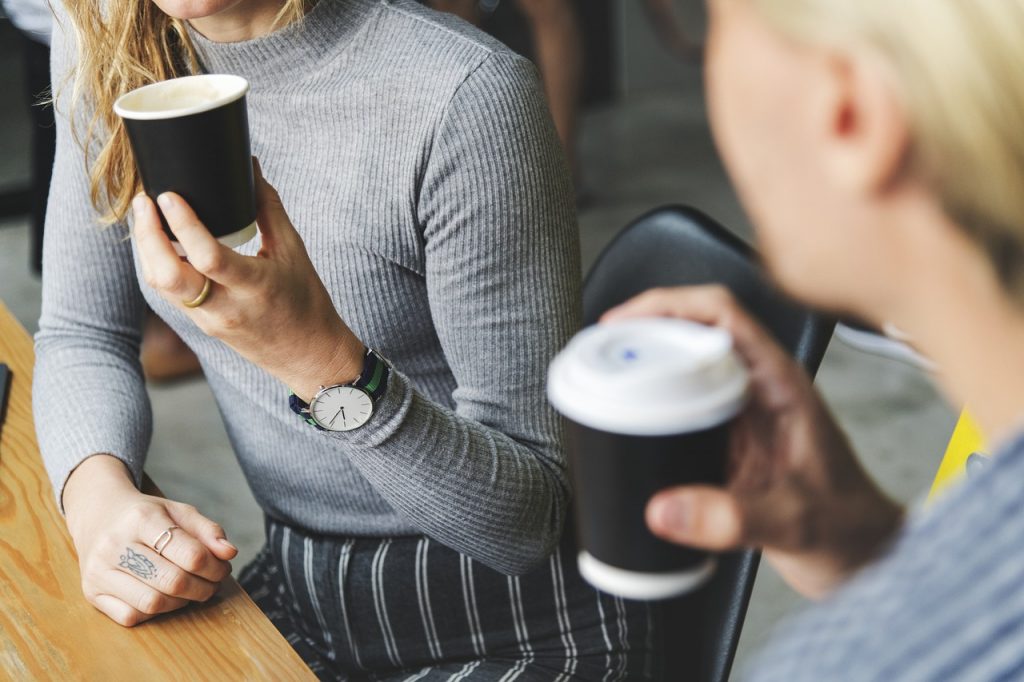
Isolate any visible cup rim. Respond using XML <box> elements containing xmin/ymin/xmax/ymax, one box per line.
<box><xmin>113</xmin><ymin>74</ymin><xmax>249</xmax><ymax>121</ymax></box>
<box><xmin>546</xmin><ymin>318</ymin><xmax>751</xmax><ymax>435</ymax></box>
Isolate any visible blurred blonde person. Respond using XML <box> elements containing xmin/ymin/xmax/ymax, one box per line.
<box><xmin>607</xmin><ymin>0</ymin><xmax>1024</xmax><ymax>679</ymax></box>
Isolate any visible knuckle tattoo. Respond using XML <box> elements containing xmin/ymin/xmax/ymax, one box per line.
<box><xmin>119</xmin><ymin>547</ymin><xmax>158</xmax><ymax>581</ymax></box>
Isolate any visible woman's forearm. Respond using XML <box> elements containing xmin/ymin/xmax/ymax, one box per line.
<box><xmin>35</xmin><ymin>5</ymin><xmax>153</xmax><ymax>512</ymax></box>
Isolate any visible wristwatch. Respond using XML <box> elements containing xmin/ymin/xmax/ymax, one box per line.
<box><xmin>288</xmin><ymin>347</ymin><xmax>390</xmax><ymax>432</ymax></box>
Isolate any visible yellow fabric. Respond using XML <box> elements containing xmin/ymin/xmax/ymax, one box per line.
<box><xmin>929</xmin><ymin>411</ymin><xmax>986</xmax><ymax>501</ymax></box>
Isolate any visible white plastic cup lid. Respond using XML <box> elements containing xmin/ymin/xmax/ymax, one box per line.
<box><xmin>114</xmin><ymin>74</ymin><xmax>249</xmax><ymax>121</ymax></box>
<box><xmin>547</xmin><ymin>318</ymin><xmax>750</xmax><ymax>436</ymax></box>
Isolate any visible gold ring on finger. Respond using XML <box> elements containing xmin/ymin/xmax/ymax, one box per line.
<box><xmin>182</xmin><ymin>276</ymin><xmax>212</xmax><ymax>309</ymax></box>
<box><xmin>151</xmin><ymin>525</ymin><xmax>180</xmax><ymax>557</ymax></box>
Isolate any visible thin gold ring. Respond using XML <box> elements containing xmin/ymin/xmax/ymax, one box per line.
<box><xmin>151</xmin><ymin>525</ymin><xmax>180</xmax><ymax>557</ymax></box>
<box><xmin>182</xmin><ymin>277</ymin><xmax>212</xmax><ymax>308</ymax></box>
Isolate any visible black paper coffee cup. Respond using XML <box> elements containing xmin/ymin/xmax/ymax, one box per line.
<box><xmin>114</xmin><ymin>74</ymin><xmax>257</xmax><ymax>255</ymax></box>
<box><xmin>548</xmin><ymin>318</ymin><xmax>749</xmax><ymax>600</ymax></box>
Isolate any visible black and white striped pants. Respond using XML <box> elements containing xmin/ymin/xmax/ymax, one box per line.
<box><xmin>238</xmin><ymin>518</ymin><xmax>660</xmax><ymax>680</ymax></box>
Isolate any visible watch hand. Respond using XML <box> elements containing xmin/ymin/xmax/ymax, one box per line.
<box><xmin>329</xmin><ymin>406</ymin><xmax>344</xmax><ymax>427</ymax></box>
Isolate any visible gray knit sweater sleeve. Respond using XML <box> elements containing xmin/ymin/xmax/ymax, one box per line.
<box><xmin>33</xmin><ymin>6</ymin><xmax>152</xmax><ymax>502</ymax></box>
<box><xmin>337</xmin><ymin>52</ymin><xmax>582</xmax><ymax>574</ymax></box>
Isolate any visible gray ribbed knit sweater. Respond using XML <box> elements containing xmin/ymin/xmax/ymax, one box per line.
<box><xmin>35</xmin><ymin>0</ymin><xmax>581</xmax><ymax>575</ymax></box>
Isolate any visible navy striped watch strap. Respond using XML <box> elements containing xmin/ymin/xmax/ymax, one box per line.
<box><xmin>288</xmin><ymin>393</ymin><xmax>326</xmax><ymax>430</ymax></box>
<box><xmin>356</xmin><ymin>348</ymin><xmax>389</xmax><ymax>402</ymax></box>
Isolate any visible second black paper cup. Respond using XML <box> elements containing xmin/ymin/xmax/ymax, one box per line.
<box><xmin>548</xmin><ymin>318</ymin><xmax>750</xmax><ymax>600</ymax></box>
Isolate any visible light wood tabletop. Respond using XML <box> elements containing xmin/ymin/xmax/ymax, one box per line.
<box><xmin>0</xmin><ymin>301</ymin><xmax>315</xmax><ymax>681</ymax></box>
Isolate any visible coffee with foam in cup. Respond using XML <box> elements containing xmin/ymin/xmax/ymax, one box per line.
<box><xmin>548</xmin><ymin>318</ymin><xmax>749</xmax><ymax>600</ymax></box>
<box><xmin>114</xmin><ymin>74</ymin><xmax>257</xmax><ymax>255</ymax></box>
<box><xmin>117</xmin><ymin>77</ymin><xmax>239</xmax><ymax>116</ymax></box>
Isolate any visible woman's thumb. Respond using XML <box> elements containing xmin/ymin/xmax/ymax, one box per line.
<box><xmin>165</xmin><ymin>501</ymin><xmax>238</xmax><ymax>560</ymax></box>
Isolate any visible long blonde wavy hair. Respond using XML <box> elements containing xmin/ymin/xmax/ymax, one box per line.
<box><xmin>749</xmin><ymin>0</ymin><xmax>1024</xmax><ymax>302</ymax></box>
<box><xmin>65</xmin><ymin>1</ymin><xmax>305</xmax><ymax>225</ymax></box>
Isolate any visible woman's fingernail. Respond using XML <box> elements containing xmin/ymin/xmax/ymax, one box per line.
<box><xmin>132</xmin><ymin>194</ymin><xmax>146</xmax><ymax>216</ymax></box>
<box><xmin>218</xmin><ymin>537</ymin><xmax>237</xmax><ymax>551</ymax></box>
<box><xmin>650</xmin><ymin>496</ymin><xmax>687</xmax><ymax>532</ymax></box>
<box><xmin>157</xmin><ymin>193</ymin><xmax>174</xmax><ymax>212</ymax></box>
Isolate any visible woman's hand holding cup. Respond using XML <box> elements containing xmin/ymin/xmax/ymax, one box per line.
<box><xmin>62</xmin><ymin>455</ymin><xmax>237</xmax><ymax>626</ymax></box>
<box><xmin>603</xmin><ymin>285</ymin><xmax>904</xmax><ymax>599</ymax></box>
<box><xmin>132</xmin><ymin>159</ymin><xmax>365</xmax><ymax>402</ymax></box>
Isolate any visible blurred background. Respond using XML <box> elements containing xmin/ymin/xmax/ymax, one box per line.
<box><xmin>0</xmin><ymin>1</ymin><xmax>956</xmax><ymax>673</ymax></box>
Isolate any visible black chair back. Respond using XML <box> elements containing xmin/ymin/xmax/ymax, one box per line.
<box><xmin>581</xmin><ymin>206</ymin><xmax>834</xmax><ymax>681</ymax></box>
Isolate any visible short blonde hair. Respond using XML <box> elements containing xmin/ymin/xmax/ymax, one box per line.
<box><xmin>750</xmin><ymin>0</ymin><xmax>1024</xmax><ymax>301</ymax></box>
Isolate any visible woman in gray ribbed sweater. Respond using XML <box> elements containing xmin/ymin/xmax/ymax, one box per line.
<box><xmin>37</xmin><ymin>0</ymin><xmax>655</xmax><ymax>678</ymax></box>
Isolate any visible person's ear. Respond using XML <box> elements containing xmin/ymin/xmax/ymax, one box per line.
<box><xmin>813</xmin><ymin>51</ymin><xmax>910</xmax><ymax>196</ymax></box>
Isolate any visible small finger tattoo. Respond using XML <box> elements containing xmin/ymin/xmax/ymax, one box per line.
<box><xmin>120</xmin><ymin>547</ymin><xmax>158</xmax><ymax>580</ymax></box>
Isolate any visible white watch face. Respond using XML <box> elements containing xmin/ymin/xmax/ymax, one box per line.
<box><xmin>310</xmin><ymin>386</ymin><xmax>374</xmax><ymax>432</ymax></box>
